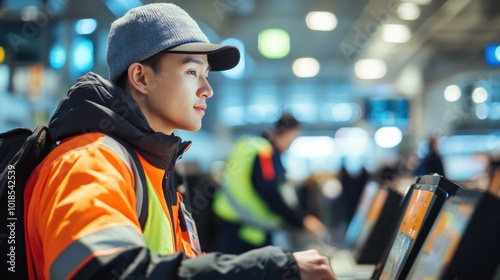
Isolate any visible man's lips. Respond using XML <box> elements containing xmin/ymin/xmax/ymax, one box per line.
<box><xmin>194</xmin><ymin>104</ymin><xmax>207</xmax><ymax>114</ymax></box>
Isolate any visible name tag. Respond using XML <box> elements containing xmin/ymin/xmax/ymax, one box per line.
<box><xmin>180</xmin><ymin>202</ymin><xmax>202</xmax><ymax>255</ymax></box>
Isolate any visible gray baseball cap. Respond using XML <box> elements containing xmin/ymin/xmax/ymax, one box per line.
<box><xmin>106</xmin><ymin>3</ymin><xmax>240</xmax><ymax>82</ymax></box>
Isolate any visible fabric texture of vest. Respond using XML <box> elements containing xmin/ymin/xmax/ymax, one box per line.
<box><xmin>213</xmin><ymin>136</ymin><xmax>283</xmax><ymax>245</ymax></box>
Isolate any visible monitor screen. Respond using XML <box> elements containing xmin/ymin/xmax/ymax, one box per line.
<box><xmin>365</xmin><ymin>97</ymin><xmax>409</xmax><ymax>131</ymax></box>
<box><xmin>354</xmin><ymin>186</ymin><xmax>389</xmax><ymax>251</ymax></box>
<box><xmin>407</xmin><ymin>198</ymin><xmax>473</xmax><ymax>279</ymax></box>
<box><xmin>344</xmin><ymin>181</ymin><xmax>379</xmax><ymax>246</ymax></box>
<box><xmin>488</xmin><ymin>166</ymin><xmax>500</xmax><ymax>196</ymax></box>
<box><xmin>354</xmin><ymin>185</ymin><xmax>405</xmax><ymax>265</ymax></box>
<box><xmin>379</xmin><ymin>188</ymin><xmax>435</xmax><ymax>280</ymax></box>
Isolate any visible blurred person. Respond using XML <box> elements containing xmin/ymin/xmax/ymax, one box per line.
<box><xmin>24</xmin><ymin>3</ymin><xmax>336</xmax><ymax>280</ymax></box>
<box><xmin>212</xmin><ymin>112</ymin><xmax>328</xmax><ymax>255</ymax></box>
<box><xmin>412</xmin><ymin>135</ymin><xmax>446</xmax><ymax>177</ymax></box>
<box><xmin>333</xmin><ymin>158</ymin><xmax>370</xmax><ymax>244</ymax></box>
<box><xmin>296</xmin><ymin>172</ymin><xmax>339</xmax><ymax>222</ymax></box>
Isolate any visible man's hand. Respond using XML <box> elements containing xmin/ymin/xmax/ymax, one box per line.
<box><xmin>293</xmin><ymin>249</ymin><xmax>337</xmax><ymax>280</ymax></box>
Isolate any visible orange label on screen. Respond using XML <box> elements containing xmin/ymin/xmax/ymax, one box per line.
<box><xmin>399</xmin><ymin>189</ymin><xmax>434</xmax><ymax>239</ymax></box>
<box><xmin>424</xmin><ymin>203</ymin><xmax>473</xmax><ymax>265</ymax></box>
<box><xmin>366</xmin><ymin>188</ymin><xmax>388</xmax><ymax>223</ymax></box>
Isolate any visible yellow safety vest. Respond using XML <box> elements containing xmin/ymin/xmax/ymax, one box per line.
<box><xmin>212</xmin><ymin>136</ymin><xmax>283</xmax><ymax>245</ymax></box>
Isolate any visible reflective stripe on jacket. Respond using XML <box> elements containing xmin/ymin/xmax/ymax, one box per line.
<box><xmin>212</xmin><ymin>136</ymin><xmax>283</xmax><ymax>245</ymax></box>
<box><xmin>24</xmin><ymin>132</ymin><xmax>195</xmax><ymax>279</ymax></box>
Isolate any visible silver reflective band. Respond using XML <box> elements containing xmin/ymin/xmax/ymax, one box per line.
<box><xmin>50</xmin><ymin>225</ymin><xmax>145</xmax><ymax>279</ymax></box>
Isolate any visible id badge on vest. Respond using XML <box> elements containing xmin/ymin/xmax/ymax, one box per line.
<box><xmin>180</xmin><ymin>202</ymin><xmax>202</xmax><ymax>255</ymax></box>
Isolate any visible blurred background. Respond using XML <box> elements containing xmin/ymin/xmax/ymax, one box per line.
<box><xmin>1</xmin><ymin>0</ymin><xmax>500</xmax><ymax>250</ymax></box>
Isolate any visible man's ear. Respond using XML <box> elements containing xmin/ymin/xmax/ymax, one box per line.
<box><xmin>127</xmin><ymin>62</ymin><xmax>149</xmax><ymax>95</ymax></box>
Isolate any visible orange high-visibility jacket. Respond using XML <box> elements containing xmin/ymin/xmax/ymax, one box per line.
<box><xmin>24</xmin><ymin>132</ymin><xmax>196</xmax><ymax>279</ymax></box>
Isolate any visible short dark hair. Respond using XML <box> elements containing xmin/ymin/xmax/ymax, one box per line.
<box><xmin>273</xmin><ymin>112</ymin><xmax>300</xmax><ymax>134</ymax></box>
<box><xmin>115</xmin><ymin>51</ymin><xmax>165</xmax><ymax>89</ymax></box>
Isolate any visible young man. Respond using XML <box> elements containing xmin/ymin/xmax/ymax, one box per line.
<box><xmin>24</xmin><ymin>3</ymin><xmax>336</xmax><ymax>280</ymax></box>
<box><xmin>213</xmin><ymin>112</ymin><xmax>328</xmax><ymax>254</ymax></box>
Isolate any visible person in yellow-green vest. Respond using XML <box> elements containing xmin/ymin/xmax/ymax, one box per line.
<box><xmin>213</xmin><ymin>112</ymin><xmax>328</xmax><ymax>254</ymax></box>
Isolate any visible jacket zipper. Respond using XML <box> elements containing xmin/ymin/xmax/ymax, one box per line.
<box><xmin>163</xmin><ymin>170</ymin><xmax>177</xmax><ymax>249</ymax></box>
<box><xmin>164</xmin><ymin>141</ymin><xmax>190</xmax><ymax>251</ymax></box>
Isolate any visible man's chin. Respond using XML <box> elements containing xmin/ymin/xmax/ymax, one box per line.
<box><xmin>184</xmin><ymin>124</ymin><xmax>202</xmax><ymax>132</ymax></box>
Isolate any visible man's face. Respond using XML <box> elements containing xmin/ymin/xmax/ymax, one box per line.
<box><xmin>140</xmin><ymin>53</ymin><xmax>213</xmax><ymax>135</ymax></box>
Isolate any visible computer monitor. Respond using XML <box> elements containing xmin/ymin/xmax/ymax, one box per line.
<box><xmin>352</xmin><ymin>183</ymin><xmax>405</xmax><ymax>264</ymax></box>
<box><xmin>372</xmin><ymin>174</ymin><xmax>461</xmax><ymax>280</ymax></box>
<box><xmin>488</xmin><ymin>165</ymin><xmax>500</xmax><ymax>196</ymax></box>
<box><xmin>343</xmin><ymin>180</ymin><xmax>380</xmax><ymax>248</ymax></box>
<box><xmin>407</xmin><ymin>187</ymin><xmax>500</xmax><ymax>280</ymax></box>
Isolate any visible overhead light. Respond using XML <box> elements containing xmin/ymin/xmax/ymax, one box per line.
<box><xmin>331</xmin><ymin>103</ymin><xmax>361</xmax><ymax>122</ymax></box>
<box><xmin>401</xmin><ymin>0</ymin><xmax>432</xmax><ymax>5</ymax></box>
<box><xmin>322</xmin><ymin>103</ymin><xmax>361</xmax><ymax>122</ymax></box>
<box><xmin>395</xmin><ymin>65</ymin><xmax>422</xmax><ymax>97</ymax></box>
<box><xmin>49</xmin><ymin>46</ymin><xmax>66</xmax><ymax>69</ymax></box>
<box><xmin>258</xmin><ymin>29</ymin><xmax>290</xmax><ymax>59</ymax></box>
<box><xmin>335</xmin><ymin>127</ymin><xmax>370</xmax><ymax>156</ymax></box>
<box><xmin>374</xmin><ymin>127</ymin><xmax>403</xmax><ymax>148</ymax></box>
<box><xmin>472</xmin><ymin>87</ymin><xmax>488</xmax><ymax>103</ymax></box>
<box><xmin>72</xmin><ymin>37</ymin><xmax>94</xmax><ymax>73</ymax></box>
<box><xmin>485</xmin><ymin>44</ymin><xmax>500</xmax><ymax>66</ymax></box>
<box><xmin>292</xmin><ymin>57</ymin><xmax>320</xmax><ymax>78</ymax></box>
<box><xmin>382</xmin><ymin>24</ymin><xmax>411</xmax><ymax>43</ymax></box>
<box><xmin>444</xmin><ymin>85</ymin><xmax>461</xmax><ymax>102</ymax></box>
<box><xmin>289</xmin><ymin>136</ymin><xmax>336</xmax><ymax>157</ymax></box>
<box><xmin>75</xmin><ymin>19</ymin><xmax>97</xmax><ymax>35</ymax></box>
<box><xmin>355</xmin><ymin>59</ymin><xmax>387</xmax><ymax>80</ymax></box>
<box><xmin>306</xmin><ymin>11</ymin><xmax>338</xmax><ymax>31</ymax></box>
<box><xmin>398</xmin><ymin>3</ymin><xmax>420</xmax><ymax>20</ymax></box>
<box><xmin>475</xmin><ymin>103</ymin><xmax>489</xmax><ymax>120</ymax></box>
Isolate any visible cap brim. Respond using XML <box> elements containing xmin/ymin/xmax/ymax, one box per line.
<box><xmin>168</xmin><ymin>42</ymin><xmax>240</xmax><ymax>71</ymax></box>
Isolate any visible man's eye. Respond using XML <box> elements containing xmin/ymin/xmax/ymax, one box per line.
<box><xmin>188</xmin><ymin>70</ymin><xmax>196</xmax><ymax>76</ymax></box>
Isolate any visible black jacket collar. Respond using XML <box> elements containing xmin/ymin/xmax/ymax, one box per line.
<box><xmin>48</xmin><ymin>72</ymin><xmax>190</xmax><ymax>170</ymax></box>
